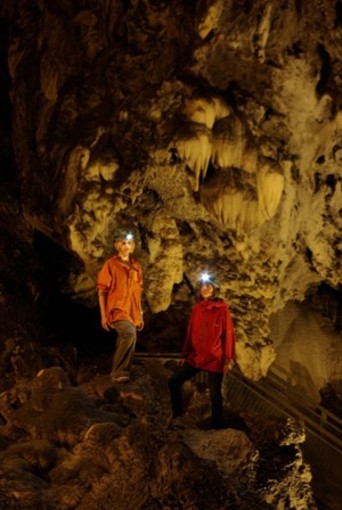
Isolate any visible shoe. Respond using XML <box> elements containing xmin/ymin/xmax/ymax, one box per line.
<box><xmin>111</xmin><ymin>375</ymin><xmax>130</xmax><ymax>383</ymax></box>
<box><xmin>169</xmin><ymin>416</ymin><xmax>187</xmax><ymax>430</ymax></box>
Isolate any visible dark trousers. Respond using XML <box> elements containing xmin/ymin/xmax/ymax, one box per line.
<box><xmin>168</xmin><ymin>362</ymin><xmax>224</xmax><ymax>427</ymax></box>
<box><xmin>110</xmin><ymin>320</ymin><xmax>137</xmax><ymax>377</ymax></box>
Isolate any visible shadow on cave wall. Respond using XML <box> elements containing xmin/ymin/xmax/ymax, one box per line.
<box><xmin>307</xmin><ymin>283</ymin><xmax>342</xmax><ymax>331</ymax></box>
<box><xmin>33</xmin><ymin>231</ymin><xmax>112</xmax><ymax>360</ymax></box>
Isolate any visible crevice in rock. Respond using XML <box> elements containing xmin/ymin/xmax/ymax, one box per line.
<box><xmin>335</xmin><ymin>0</ymin><xmax>342</xmax><ymax>27</ymax></box>
<box><xmin>32</xmin><ymin>231</ymin><xmax>105</xmax><ymax>359</ymax></box>
<box><xmin>306</xmin><ymin>283</ymin><xmax>342</xmax><ymax>331</ymax></box>
<box><xmin>316</xmin><ymin>44</ymin><xmax>332</xmax><ymax>97</ymax></box>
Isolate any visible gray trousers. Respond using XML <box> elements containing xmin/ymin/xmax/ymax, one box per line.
<box><xmin>110</xmin><ymin>320</ymin><xmax>137</xmax><ymax>377</ymax></box>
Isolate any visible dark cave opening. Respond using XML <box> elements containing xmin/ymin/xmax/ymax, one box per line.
<box><xmin>0</xmin><ymin>16</ymin><xmax>15</xmax><ymax>183</ymax></box>
<box><xmin>336</xmin><ymin>0</ymin><xmax>342</xmax><ymax>27</ymax></box>
<box><xmin>33</xmin><ymin>230</ymin><xmax>114</xmax><ymax>362</ymax></box>
<box><xmin>305</xmin><ymin>282</ymin><xmax>342</xmax><ymax>331</ymax></box>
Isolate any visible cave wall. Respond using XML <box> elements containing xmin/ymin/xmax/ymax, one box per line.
<box><xmin>1</xmin><ymin>0</ymin><xmax>341</xmax><ymax>381</ymax></box>
<box><xmin>270</xmin><ymin>299</ymin><xmax>342</xmax><ymax>402</ymax></box>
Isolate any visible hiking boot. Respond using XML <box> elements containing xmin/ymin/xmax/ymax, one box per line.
<box><xmin>169</xmin><ymin>416</ymin><xmax>186</xmax><ymax>430</ymax></box>
<box><xmin>168</xmin><ymin>416</ymin><xmax>195</xmax><ymax>430</ymax></box>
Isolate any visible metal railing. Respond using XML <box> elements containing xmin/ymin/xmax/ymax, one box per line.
<box><xmin>133</xmin><ymin>352</ymin><xmax>342</xmax><ymax>509</ymax></box>
<box><xmin>224</xmin><ymin>367</ymin><xmax>342</xmax><ymax>510</ymax></box>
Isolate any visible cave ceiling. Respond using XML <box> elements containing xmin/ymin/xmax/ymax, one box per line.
<box><xmin>1</xmin><ymin>0</ymin><xmax>341</xmax><ymax>378</ymax></box>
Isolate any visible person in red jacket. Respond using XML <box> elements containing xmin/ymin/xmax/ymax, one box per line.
<box><xmin>168</xmin><ymin>272</ymin><xmax>236</xmax><ymax>429</ymax></box>
<box><xmin>97</xmin><ymin>228</ymin><xmax>143</xmax><ymax>383</ymax></box>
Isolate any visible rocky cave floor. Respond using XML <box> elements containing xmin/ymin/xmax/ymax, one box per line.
<box><xmin>0</xmin><ymin>277</ymin><xmax>340</xmax><ymax>510</ymax></box>
<box><xmin>0</xmin><ymin>347</ymin><xmax>320</xmax><ymax>510</ymax></box>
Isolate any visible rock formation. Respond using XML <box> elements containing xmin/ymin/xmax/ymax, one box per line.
<box><xmin>0</xmin><ymin>0</ymin><xmax>341</xmax><ymax>507</ymax></box>
<box><xmin>0</xmin><ymin>363</ymin><xmax>317</xmax><ymax>509</ymax></box>
<box><xmin>1</xmin><ymin>0</ymin><xmax>341</xmax><ymax>381</ymax></box>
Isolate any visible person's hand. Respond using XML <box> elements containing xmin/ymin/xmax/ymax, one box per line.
<box><xmin>137</xmin><ymin>320</ymin><xmax>144</xmax><ymax>331</ymax></box>
<box><xmin>223</xmin><ymin>359</ymin><xmax>235</xmax><ymax>374</ymax></box>
<box><xmin>178</xmin><ymin>354</ymin><xmax>187</xmax><ymax>366</ymax></box>
<box><xmin>101</xmin><ymin>316</ymin><xmax>111</xmax><ymax>331</ymax></box>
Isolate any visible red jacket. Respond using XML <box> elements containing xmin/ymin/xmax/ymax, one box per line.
<box><xmin>182</xmin><ymin>298</ymin><xmax>236</xmax><ymax>373</ymax></box>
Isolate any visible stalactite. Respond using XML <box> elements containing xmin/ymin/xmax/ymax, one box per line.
<box><xmin>207</xmin><ymin>188</ymin><xmax>258</xmax><ymax>232</ymax></box>
<box><xmin>200</xmin><ymin>169</ymin><xmax>258</xmax><ymax>232</ymax></box>
<box><xmin>196</xmin><ymin>0</ymin><xmax>223</xmax><ymax>39</ymax></box>
<box><xmin>241</xmin><ymin>138</ymin><xmax>258</xmax><ymax>174</ymax></box>
<box><xmin>213</xmin><ymin>97</ymin><xmax>231</xmax><ymax>121</ymax></box>
<box><xmin>176</xmin><ymin>125</ymin><xmax>212</xmax><ymax>191</ymax></box>
<box><xmin>185</xmin><ymin>97</ymin><xmax>217</xmax><ymax>129</ymax></box>
<box><xmin>257</xmin><ymin>157</ymin><xmax>284</xmax><ymax>221</ymax></box>
<box><xmin>211</xmin><ymin>116</ymin><xmax>245</xmax><ymax>169</ymax></box>
<box><xmin>184</xmin><ymin>95</ymin><xmax>231</xmax><ymax>128</ymax></box>
<box><xmin>178</xmin><ymin>95</ymin><xmax>232</xmax><ymax>190</ymax></box>
<box><xmin>251</xmin><ymin>2</ymin><xmax>273</xmax><ymax>63</ymax></box>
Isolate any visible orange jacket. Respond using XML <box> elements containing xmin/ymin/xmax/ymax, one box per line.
<box><xmin>97</xmin><ymin>255</ymin><xmax>143</xmax><ymax>327</ymax></box>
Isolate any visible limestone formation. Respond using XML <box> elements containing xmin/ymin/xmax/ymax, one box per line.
<box><xmin>0</xmin><ymin>364</ymin><xmax>317</xmax><ymax>510</ymax></box>
<box><xmin>0</xmin><ymin>0</ymin><xmax>341</xmax><ymax>506</ymax></box>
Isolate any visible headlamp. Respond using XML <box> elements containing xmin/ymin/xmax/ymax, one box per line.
<box><xmin>200</xmin><ymin>272</ymin><xmax>211</xmax><ymax>283</ymax></box>
<box><xmin>198</xmin><ymin>271</ymin><xmax>220</xmax><ymax>290</ymax></box>
<box><xmin>125</xmin><ymin>233</ymin><xmax>134</xmax><ymax>241</ymax></box>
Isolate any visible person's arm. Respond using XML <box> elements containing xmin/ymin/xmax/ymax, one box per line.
<box><xmin>98</xmin><ymin>290</ymin><xmax>111</xmax><ymax>331</ymax></box>
<box><xmin>136</xmin><ymin>262</ymin><xmax>144</xmax><ymax>330</ymax></box>
<box><xmin>223</xmin><ymin>304</ymin><xmax>236</xmax><ymax>373</ymax></box>
<box><xmin>97</xmin><ymin>260</ymin><xmax>113</xmax><ymax>331</ymax></box>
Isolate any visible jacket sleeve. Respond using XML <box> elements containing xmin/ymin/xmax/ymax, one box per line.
<box><xmin>182</xmin><ymin>309</ymin><xmax>194</xmax><ymax>355</ymax></box>
<box><xmin>96</xmin><ymin>260</ymin><xmax>114</xmax><ymax>293</ymax></box>
<box><xmin>138</xmin><ymin>262</ymin><xmax>143</xmax><ymax>288</ymax></box>
<box><xmin>223</xmin><ymin>305</ymin><xmax>236</xmax><ymax>361</ymax></box>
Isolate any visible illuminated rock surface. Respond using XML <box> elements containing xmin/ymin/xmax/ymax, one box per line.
<box><xmin>0</xmin><ymin>364</ymin><xmax>316</xmax><ymax>509</ymax></box>
<box><xmin>0</xmin><ymin>0</ymin><xmax>341</xmax><ymax>507</ymax></box>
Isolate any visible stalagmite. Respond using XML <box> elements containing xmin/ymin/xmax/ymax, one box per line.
<box><xmin>145</xmin><ymin>215</ymin><xmax>183</xmax><ymax>312</ymax></box>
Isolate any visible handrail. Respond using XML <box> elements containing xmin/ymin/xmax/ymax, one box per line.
<box><xmin>268</xmin><ymin>365</ymin><xmax>342</xmax><ymax>430</ymax></box>
<box><xmin>229</xmin><ymin>370</ymin><xmax>342</xmax><ymax>454</ymax></box>
<box><xmin>134</xmin><ymin>352</ymin><xmax>184</xmax><ymax>359</ymax></box>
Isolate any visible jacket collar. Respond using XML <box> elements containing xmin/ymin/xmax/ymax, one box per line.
<box><xmin>113</xmin><ymin>254</ymin><xmax>138</xmax><ymax>268</ymax></box>
<box><xmin>199</xmin><ymin>298</ymin><xmax>225</xmax><ymax>309</ymax></box>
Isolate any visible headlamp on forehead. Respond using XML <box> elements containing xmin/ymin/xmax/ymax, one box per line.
<box><xmin>198</xmin><ymin>271</ymin><xmax>220</xmax><ymax>290</ymax></box>
<box><xmin>113</xmin><ymin>227</ymin><xmax>135</xmax><ymax>242</ymax></box>
<box><xmin>200</xmin><ymin>272</ymin><xmax>211</xmax><ymax>283</ymax></box>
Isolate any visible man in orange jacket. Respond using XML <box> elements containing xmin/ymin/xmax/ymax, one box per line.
<box><xmin>168</xmin><ymin>272</ymin><xmax>236</xmax><ymax>428</ymax></box>
<box><xmin>97</xmin><ymin>228</ymin><xmax>143</xmax><ymax>383</ymax></box>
